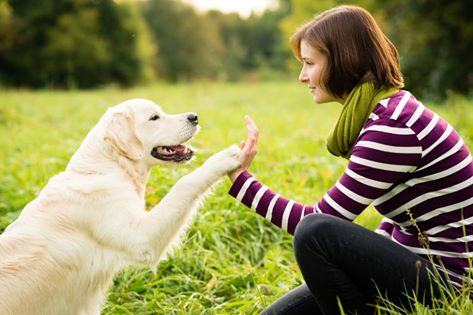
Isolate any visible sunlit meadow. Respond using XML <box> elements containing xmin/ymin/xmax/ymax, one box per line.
<box><xmin>1</xmin><ymin>82</ymin><xmax>472</xmax><ymax>314</ymax></box>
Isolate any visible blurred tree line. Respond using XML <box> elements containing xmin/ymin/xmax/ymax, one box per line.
<box><xmin>0</xmin><ymin>0</ymin><xmax>471</xmax><ymax>100</ymax></box>
<box><xmin>0</xmin><ymin>0</ymin><xmax>290</xmax><ymax>88</ymax></box>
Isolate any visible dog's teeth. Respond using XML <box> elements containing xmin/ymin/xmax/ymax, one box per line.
<box><xmin>157</xmin><ymin>146</ymin><xmax>176</xmax><ymax>155</ymax></box>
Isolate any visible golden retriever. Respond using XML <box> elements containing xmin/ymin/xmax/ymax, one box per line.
<box><xmin>0</xmin><ymin>99</ymin><xmax>241</xmax><ymax>315</ymax></box>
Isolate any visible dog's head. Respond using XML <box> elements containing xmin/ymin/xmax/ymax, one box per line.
<box><xmin>103</xmin><ymin>98</ymin><xmax>199</xmax><ymax>166</ymax></box>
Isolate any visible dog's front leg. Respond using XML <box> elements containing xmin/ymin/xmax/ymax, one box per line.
<box><xmin>136</xmin><ymin>145</ymin><xmax>241</xmax><ymax>264</ymax></box>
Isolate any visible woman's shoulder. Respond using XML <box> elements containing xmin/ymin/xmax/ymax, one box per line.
<box><xmin>371</xmin><ymin>89</ymin><xmax>432</xmax><ymax>127</ymax></box>
<box><xmin>365</xmin><ymin>89</ymin><xmax>462</xmax><ymax>151</ymax></box>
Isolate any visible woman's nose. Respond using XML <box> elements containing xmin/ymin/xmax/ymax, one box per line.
<box><xmin>298</xmin><ymin>68</ymin><xmax>308</xmax><ymax>83</ymax></box>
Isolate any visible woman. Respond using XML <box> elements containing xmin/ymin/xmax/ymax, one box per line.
<box><xmin>228</xmin><ymin>5</ymin><xmax>473</xmax><ymax>315</ymax></box>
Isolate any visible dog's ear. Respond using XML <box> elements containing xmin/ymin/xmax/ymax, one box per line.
<box><xmin>104</xmin><ymin>111</ymin><xmax>144</xmax><ymax>161</ymax></box>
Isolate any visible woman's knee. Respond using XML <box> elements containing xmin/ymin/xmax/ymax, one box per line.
<box><xmin>293</xmin><ymin>213</ymin><xmax>339</xmax><ymax>253</ymax></box>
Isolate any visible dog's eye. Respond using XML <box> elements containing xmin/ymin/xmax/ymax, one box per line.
<box><xmin>149</xmin><ymin>114</ymin><xmax>160</xmax><ymax>121</ymax></box>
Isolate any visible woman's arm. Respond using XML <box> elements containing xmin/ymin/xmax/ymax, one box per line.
<box><xmin>229</xmin><ymin>170</ymin><xmax>316</xmax><ymax>234</ymax></box>
<box><xmin>228</xmin><ymin>117</ymin><xmax>422</xmax><ymax>235</ymax></box>
<box><xmin>227</xmin><ymin>116</ymin><xmax>316</xmax><ymax>234</ymax></box>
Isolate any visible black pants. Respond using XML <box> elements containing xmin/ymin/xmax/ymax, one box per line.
<box><xmin>262</xmin><ymin>214</ymin><xmax>447</xmax><ymax>315</ymax></box>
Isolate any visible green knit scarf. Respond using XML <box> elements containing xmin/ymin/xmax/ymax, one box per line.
<box><xmin>326</xmin><ymin>81</ymin><xmax>399</xmax><ymax>159</ymax></box>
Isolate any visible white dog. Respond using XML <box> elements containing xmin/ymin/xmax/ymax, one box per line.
<box><xmin>0</xmin><ymin>99</ymin><xmax>241</xmax><ymax>315</ymax></box>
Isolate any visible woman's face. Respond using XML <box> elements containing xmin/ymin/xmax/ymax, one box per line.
<box><xmin>298</xmin><ymin>40</ymin><xmax>339</xmax><ymax>104</ymax></box>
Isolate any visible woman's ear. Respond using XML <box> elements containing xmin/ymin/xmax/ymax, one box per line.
<box><xmin>104</xmin><ymin>111</ymin><xmax>144</xmax><ymax>161</ymax></box>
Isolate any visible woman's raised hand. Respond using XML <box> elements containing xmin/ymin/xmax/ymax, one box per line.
<box><xmin>228</xmin><ymin>115</ymin><xmax>259</xmax><ymax>182</ymax></box>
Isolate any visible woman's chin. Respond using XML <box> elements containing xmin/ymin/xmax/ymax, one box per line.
<box><xmin>313</xmin><ymin>93</ymin><xmax>336</xmax><ymax>104</ymax></box>
<box><xmin>312</xmin><ymin>95</ymin><xmax>326</xmax><ymax>104</ymax></box>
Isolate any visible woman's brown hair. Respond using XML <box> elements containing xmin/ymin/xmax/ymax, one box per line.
<box><xmin>291</xmin><ymin>5</ymin><xmax>404</xmax><ymax>98</ymax></box>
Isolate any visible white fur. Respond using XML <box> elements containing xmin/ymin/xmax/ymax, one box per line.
<box><xmin>0</xmin><ymin>99</ymin><xmax>241</xmax><ymax>315</ymax></box>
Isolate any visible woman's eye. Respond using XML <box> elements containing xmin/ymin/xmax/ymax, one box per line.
<box><xmin>150</xmin><ymin>114</ymin><xmax>160</xmax><ymax>121</ymax></box>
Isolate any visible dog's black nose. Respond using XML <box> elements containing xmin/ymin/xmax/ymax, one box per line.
<box><xmin>187</xmin><ymin>113</ymin><xmax>198</xmax><ymax>125</ymax></box>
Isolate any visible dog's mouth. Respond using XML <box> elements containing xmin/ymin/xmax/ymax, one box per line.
<box><xmin>151</xmin><ymin>144</ymin><xmax>194</xmax><ymax>162</ymax></box>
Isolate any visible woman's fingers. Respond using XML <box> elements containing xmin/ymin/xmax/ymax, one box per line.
<box><xmin>238</xmin><ymin>115</ymin><xmax>258</xmax><ymax>171</ymax></box>
<box><xmin>244</xmin><ymin>115</ymin><xmax>259</xmax><ymax>152</ymax></box>
<box><xmin>228</xmin><ymin>116</ymin><xmax>259</xmax><ymax>182</ymax></box>
<box><xmin>245</xmin><ymin>115</ymin><xmax>259</xmax><ymax>144</ymax></box>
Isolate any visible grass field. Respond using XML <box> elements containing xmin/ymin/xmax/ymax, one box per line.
<box><xmin>1</xmin><ymin>82</ymin><xmax>473</xmax><ymax>314</ymax></box>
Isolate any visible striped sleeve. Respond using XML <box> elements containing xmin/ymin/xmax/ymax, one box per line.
<box><xmin>229</xmin><ymin>171</ymin><xmax>315</xmax><ymax>234</ymax></box>
<box><xmin>228</xmin><ymin>120</ymin><xmax>422</xmax><ymax>235</ymax></box>
<box><xmin>375</xmin><ymin>217</ymin><xmax>395</xmax><ymax>238</ymax></box>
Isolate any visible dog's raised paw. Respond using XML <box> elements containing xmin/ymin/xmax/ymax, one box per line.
<box><xmin>205</xmin><ymin>145</ymin><xmax>241</xmax><ymax>175</ymax></box>
<box><xmin>223</xmin><ymin>144</ymin><xmax>240</xmax><ymax>158</ymax></box>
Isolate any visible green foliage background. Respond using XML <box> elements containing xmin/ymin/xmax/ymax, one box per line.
<box><xmin>0</xmin><ymin>0</ymin><xmax>472</xmax><ymax>99</ymax></box>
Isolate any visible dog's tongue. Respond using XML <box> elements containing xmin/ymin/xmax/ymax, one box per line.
<box><xmin>172</xmin><ymin>145</ymin><xmax>186</xmax><ymax>153</ymax></box>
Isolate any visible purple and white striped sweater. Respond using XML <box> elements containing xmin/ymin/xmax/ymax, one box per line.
<box><xmin>229</xmin><ymin>90</ymin><xmax>473</xmax><ymax>287</ymax></box>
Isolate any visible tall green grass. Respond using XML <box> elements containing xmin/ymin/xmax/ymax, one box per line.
<box><xmin>1</xmin><ymin>82</ymin><xmax>472</xmax><ymax>314</ymax></box>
